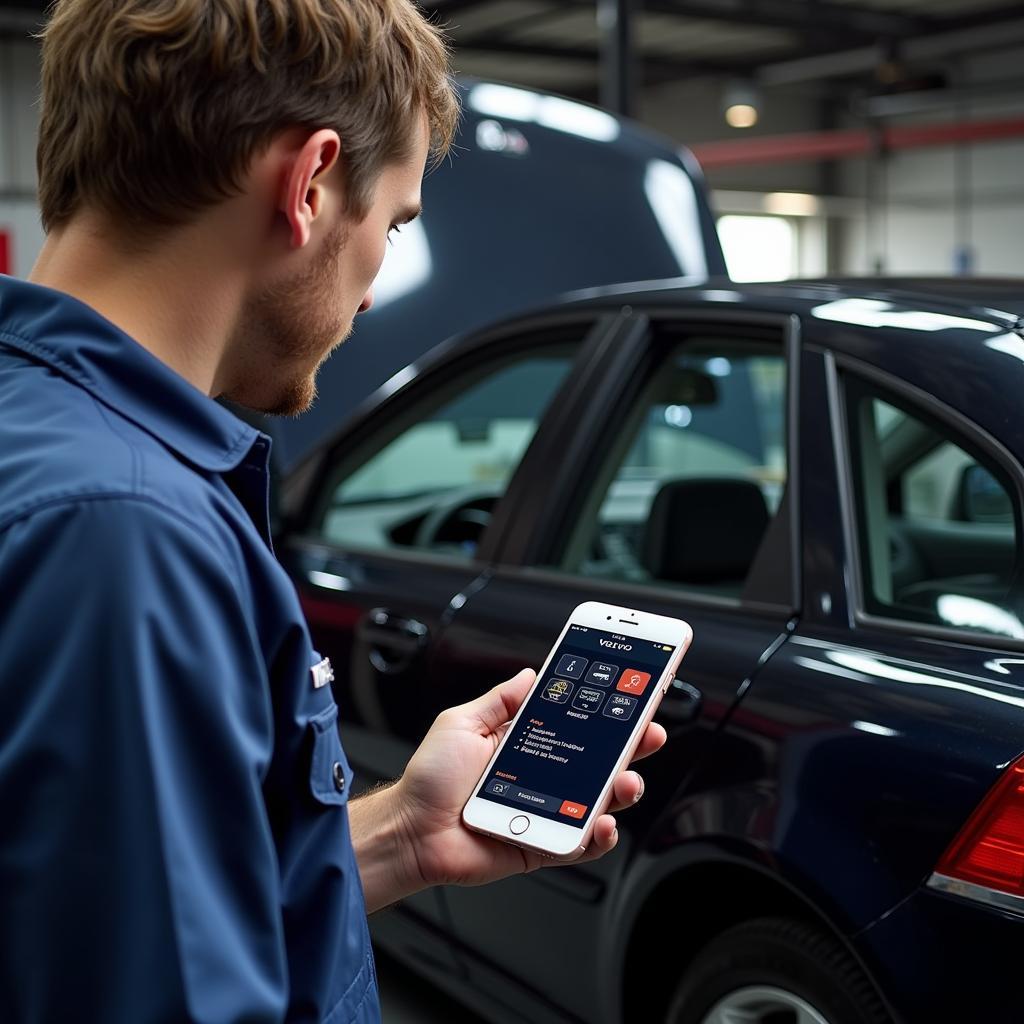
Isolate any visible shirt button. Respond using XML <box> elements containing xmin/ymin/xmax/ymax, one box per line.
<box><xmin>332</xmin><ymin>761</ymin><xmax>346</xmax><ymax>793</ymax></box>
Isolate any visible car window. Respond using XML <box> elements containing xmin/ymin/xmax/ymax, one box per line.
<box><xmin>846</xmin><ymin>383</ymin><xmax>1024</xmax><ymax>639</ymax></box>
<box><xmin>551</xmin><ymin>335</ymin><xmax>787</xmax><ymax>600</ymax></box>
<box><xmin>312</xmin><ymin>341</ymin><xmax>581</xmax><ymax>559</ymax></box>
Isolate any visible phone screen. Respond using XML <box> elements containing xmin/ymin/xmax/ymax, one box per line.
<box><xmin>475</xmin><ymin>623</ymin><xmax>675</xmax><ymax>829</ymax></box>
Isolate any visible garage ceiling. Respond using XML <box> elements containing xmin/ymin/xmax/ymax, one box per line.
<box><xmin>1</xmin><ymin>0</ymin><xmax>1022</xmax><ymax>103</ymax></box>
<box><xmin>422</xmin><ymin>0</ymin><xmax>1024</xmax><ymax>99</ymax></box>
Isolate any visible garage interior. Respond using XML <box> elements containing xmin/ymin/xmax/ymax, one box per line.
<box><xmin>1</xmin><ymin>2</ymin><xmax>1023</xmax><ymax>1023</ymax></box>
<box><xmin>2</xmin><ymin>0</ymin><xmax>1023</xmax><ymax>282</ymax></box>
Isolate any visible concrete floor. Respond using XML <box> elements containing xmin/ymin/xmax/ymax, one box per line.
<box><xmin>376</xmin><ymin>949</ymin><xmax>486</xmax><ymax>1023</ymax></box>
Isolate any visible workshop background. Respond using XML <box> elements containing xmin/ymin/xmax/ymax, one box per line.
<box><xmin>2</xmin><ymin>0</ymin><xmax>1023</xmax><ymax>283</ymax></box>
<box><xmin>2</xmin><ymin>1</ymin><xmax>1023</xmax><ymax>1022</ymax></box>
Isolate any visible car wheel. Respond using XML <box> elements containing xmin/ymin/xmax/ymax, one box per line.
<box><xmin>665</xmin><ymin>917</ymin><xmax>891</xmax><ymax>1024</ymax></box>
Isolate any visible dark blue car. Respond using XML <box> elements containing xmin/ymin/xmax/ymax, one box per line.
<box><xmin>257</xmin><ymin>77</ymin><xmax>725</xmax><ymax>474</ymax></box>
<box><xmin>278</xmin><ymin>276</ymin><xmax>1024</xmax><ymax>1024</ymax></box>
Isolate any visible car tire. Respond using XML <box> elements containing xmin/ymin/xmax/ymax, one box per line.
<box><xmin>665</xmin><ymin>917</ymin><xmax>891</xmax><ymax>1024</ymax></box>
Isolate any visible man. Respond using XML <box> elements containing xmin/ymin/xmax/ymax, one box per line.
<box><xmin>0</xmin><ymin>1</ymin><xmax>666</xmax><ymax>1021</ymax></box>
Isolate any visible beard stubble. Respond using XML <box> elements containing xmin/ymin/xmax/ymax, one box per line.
<box><xmin>227</xmin><ymin>221</ymin><xmax>353</xmax><ymax>417</ymax></box>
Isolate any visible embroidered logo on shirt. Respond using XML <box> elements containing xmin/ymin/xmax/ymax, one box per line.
<box><xmin>311</xmin><ymin>658</ymin><xmax>335</xmax><ymax>689</ymax></box>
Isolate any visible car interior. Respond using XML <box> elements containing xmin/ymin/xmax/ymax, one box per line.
<box><xmin>850</xmin><ymin>386</ymin><xmax>1023</xmax><ymax>636</ymax></box>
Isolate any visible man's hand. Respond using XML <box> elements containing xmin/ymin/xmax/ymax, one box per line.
<box><xmin>350</xmin><ymin>668</ymin><xmax>667</xmax><ymax>911</ymax></box>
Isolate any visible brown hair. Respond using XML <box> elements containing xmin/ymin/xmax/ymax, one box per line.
<box><xmin>36</xmin><ymin>0</ymin><xmax>459</xmax><ymax>233</ymax></box>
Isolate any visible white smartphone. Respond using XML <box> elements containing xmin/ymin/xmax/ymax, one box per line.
<box><xmin>461</xmin><ymin>600</ymin><xmax>692</xmax><ymax>862</ymax></box>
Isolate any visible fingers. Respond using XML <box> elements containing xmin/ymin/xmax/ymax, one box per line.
<box><xmin>606</xmin><ymin>769</ymin><xmax>644</xmax><ymax>812</ymax></box>
<box><xmin>629</xmin><ymin>721</ymin><xmax>667</xmax><ymax>763</ymax></box>
<box><xmin>453</xmin><ymin>668</ymin><xmax>537</xmax><ymax>735</ymax></box>
<box><xmin>573</xmin><ymin>814</ymin><xmax>618</xmax><ymax>865</ymax></box>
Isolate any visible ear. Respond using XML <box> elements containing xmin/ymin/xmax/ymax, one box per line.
<box><xmin>280</xmin><ymin>128</ymin><xmax>342</xmax><ymax>249</ymax></box>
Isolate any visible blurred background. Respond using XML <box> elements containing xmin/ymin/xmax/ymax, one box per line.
<box><xmin>2</xmin><ymin>0</ymin><xmax>1023</xmax><ymax>286</ymax></box>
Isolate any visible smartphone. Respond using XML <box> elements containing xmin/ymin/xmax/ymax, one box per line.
<box><xmin>461</xmin><ymin>601</ymin><xmax>692</xmax><ymax>862</ymax></box>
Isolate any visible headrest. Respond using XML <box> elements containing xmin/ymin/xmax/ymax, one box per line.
<box><xmin>640</xmin><ymin>477</ymin><xmax>770</xmax><ymax>585</ymax></box>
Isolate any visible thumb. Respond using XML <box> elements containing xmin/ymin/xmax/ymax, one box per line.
<box><xmin>460</xmin><ymin>668</ymin><xmax>536</xmax><ymax>734</ymax></box>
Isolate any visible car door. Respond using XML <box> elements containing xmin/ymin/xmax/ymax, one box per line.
<box><xmin>424</xmin><ymin>309</ymin><xmax>801</xmax><ymax>1022</ymax></box>
<box><xmin>279</xmin><ymin>314</ymin><xmax>624</xmax><ymax>962</ymax></box>
<box><xmin>279</xmin><ymin>314</ymin><xmax>626</xmax><ymax>775</ymax></box>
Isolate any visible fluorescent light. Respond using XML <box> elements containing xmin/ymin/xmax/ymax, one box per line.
<box><xmin>937</xmin><ymin>595</ymin><xmax>1024</xmax><ymax>640</ymax></box>
<box><xmin>764</xmin><ymin>192</ymin><xmax>820</xmax><ymax>217</ymax></box>
<box><xmin>986</xmin><ymin>332</ymin><xmax>1024</xmax><ymax>364</ymax></box>
<box><xmin>537</xmin><ymin>95</ymin><xmax>620</xmax><ymax>142</ymax></box>
<box><xmin>468</xmin><ymin>83</ymin><xmax>620</xmax><ymax>143</ymax></box>
<box><xmin>644</xmin><ymin>159</ymin><xmax>708</xmax><ymax>277</ymax></box>
<box><xmin>811</xmin><ymin>298</ymin><xmax>1002</xmax><ymax>333</ymax></box>
<box><xmin>307</xmin><ymin>571</ymin><xmax>352</xmax><ymax>591</ymax></box>
<box><xmin>469</xmin><ymin>83</ymin><xmax>538</xmax><ymax>122</ymax></box>
<box><xmin>852</xmin><ymin>721</ymin><xmax>900</xmax><ymax>737</ymax></box>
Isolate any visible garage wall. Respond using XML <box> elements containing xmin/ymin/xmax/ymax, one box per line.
<box><xmin>839</xmin><ymin>47</ymin><xmax>1024</xmax><ymax>276</ymax></box>
<box><xmin>840</xmin><ymin>130</ymin><xmax>1024</xmax><ymax>277</ymax></box>
<box><xmin>0</xmin><ymin>38</ymin><xmax>43</xmax><ymax>278</ymax></box>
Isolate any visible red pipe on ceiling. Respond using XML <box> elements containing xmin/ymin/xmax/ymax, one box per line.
<box><xmin>689</xmin><ymin>115</ymin><xmax>1024</xmax><ymax>168</ymax></box>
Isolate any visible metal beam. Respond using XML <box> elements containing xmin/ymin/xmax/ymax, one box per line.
<box><xmin>690</xmin><ymin>115</ymin><xmax>1024</xmax><ymax>168</ymax></box>
<box><xmin>758</xmin><ymin>14</ymin><xmax>1024</xmax><ymax>86</ymax></box>
<box><xmin>433</xmin><ymin>0</ymin><xmax>932</xmax><ymax>40</ymax></box>
<box><xmin>652</xmin><ymin>0</ymin><xmax>929</xmax><ymax>40</ymax></box>
<box><xmin>453</xmin><ymin>35</ymin><xmax>750</xmax><ymax>76</ymax></box>
<box><xmin>598</xmin><ymin>0</ymin><xmax>634</xmax><ymax>116</ymax></box>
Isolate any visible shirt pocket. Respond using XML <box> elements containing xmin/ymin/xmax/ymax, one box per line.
<box><xmin>307</xmin><ymin>701</ymin><xmax>354</xmax><ymax>807</ymax></box>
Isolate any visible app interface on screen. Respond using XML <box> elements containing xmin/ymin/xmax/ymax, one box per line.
<box><xmin>476</xmin><ymin>624</ymin><xmax>674</xmax><ymax>829</ymax></box>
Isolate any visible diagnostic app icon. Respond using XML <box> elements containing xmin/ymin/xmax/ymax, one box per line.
<box><xmin>617</xmin><ymin>668</ymin><xmax>651</xmax><ymax>695</ymax></box>
<box><xmin>585</xmin><ymin>662</ymin><xmax>619</xmax><ymax>687</ymax></box>
<box><xmin>603</xmin><ymin>694</ymin><xmax>638</xmax><ymax>721</ymax></box>
<box><xmin>542</xmin><ymin>678</ymin><xmax>574</xmax><ymax>703</ymax></box>
<box><xmin>571</xmin><ymin>687</ymin><xmax>605</xmax><ymax>713</ymax></box>
<box><xmin>555</xmin><ymin>654</ymin><xmax>587</xmax><ymax>679</ymax></box>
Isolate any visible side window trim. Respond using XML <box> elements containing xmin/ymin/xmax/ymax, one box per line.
<box><xmin>828</xmin><ymin>350</ymin><xmax>1024</xmax><ymax>649</ymax></box>
<box><xmin>512</xmin><ymin>310</ymin><xmax>797</xmax><ymax>611</ymax></box>
<box><xmin>296</xmin><ymin>314</ymin><xmax>611</xmax><ymax>565</ymax></box>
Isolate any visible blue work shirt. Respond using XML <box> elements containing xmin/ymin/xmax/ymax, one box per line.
<box><xmin>0</xmin><ymin>275</ymin><xmax>380</xmax><ymax>1023</ymax></box>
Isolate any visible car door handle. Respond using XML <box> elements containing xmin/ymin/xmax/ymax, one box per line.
<box><xmin>656</xmin><ymin>679</ymin><xmax>703</xmax><ymax>723</ymax></box>
<box><xmin>360</xmin><ymin>608</ymin><xmax>430</xmax><ymax>674</ymax></box>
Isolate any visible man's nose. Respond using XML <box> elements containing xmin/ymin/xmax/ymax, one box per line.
<box><xmin>358</xmin><ymin>287</ymin><xmax>374</xmax><ymax>314</ymax></box>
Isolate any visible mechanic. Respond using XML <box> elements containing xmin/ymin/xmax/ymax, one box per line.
<box><xmin>0</xmin><ymin>2</ymin><xmax>666</xmax><ymax>1021</ymax></box>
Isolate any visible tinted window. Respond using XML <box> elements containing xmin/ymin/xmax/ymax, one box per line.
<box><xmin>847</xmin><ymin>382</ymin><xmax>1024</xmax><ymax>639</ymax></box>
<box><xmin>312</xmin><ymin>343</ymin><xmax>580</xmax><ymax>560</ymax></box>
<box><xmin>551</xmin><ymin>335</ymin><xmax>787</xmax><ymax>599</ymax></box>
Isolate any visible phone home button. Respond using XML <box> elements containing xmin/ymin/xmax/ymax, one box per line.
<box><xmin>509</xmin><ymin>815</ymin><xmax>530</xmax><ymax>835</ymax></box>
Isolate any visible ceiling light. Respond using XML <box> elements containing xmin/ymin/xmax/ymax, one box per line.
<box><xmin>722</xmin><ymin>80</ymin><xmax>761</xmax><ymax>129</ymax></box>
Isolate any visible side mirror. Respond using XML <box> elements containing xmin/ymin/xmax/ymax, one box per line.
<box><xmin>955</xmin><ymin>464</ymin><xmax>1013</xmax><ymax>524</ymax></box>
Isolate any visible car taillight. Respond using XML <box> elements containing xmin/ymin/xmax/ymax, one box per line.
<box><xmin>937</xmin><ymin>756</ymin><xmax>1024</xmax><ymax>894</ymax></box>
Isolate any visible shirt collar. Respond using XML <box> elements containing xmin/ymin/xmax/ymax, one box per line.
<box><xmin>0</xmin><ymin>274</ymin><xmax>266</xmax><ymax>473</ymax></box>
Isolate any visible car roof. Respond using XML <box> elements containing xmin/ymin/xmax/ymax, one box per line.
<box><xmin>253</xmin><ymin>77</ymin><xmax>725</xmax><ymax>473</ymax></box>
<box><xmin>552</xmin><ymin>276</ymin><xmax>1024</xmax><ymax>328</ymax></box>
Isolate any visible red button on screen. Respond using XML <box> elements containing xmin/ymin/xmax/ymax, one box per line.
<box><xmin>617</xmin><ymin>669</ymin><xmax>651</xmax><ymax>695</ymax></box>
<box><xmin>559</xmin><ymin>800</ymin><xmax>587</xmax><ymax>819</ymax></box>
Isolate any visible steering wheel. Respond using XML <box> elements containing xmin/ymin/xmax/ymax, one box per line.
<box><xmin>414</xmin><ymin>488</ymin><xmax>499</xmax><ymax>550</ymax></box>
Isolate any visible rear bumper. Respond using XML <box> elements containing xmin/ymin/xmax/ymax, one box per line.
<box><xmin>855</xmin><ymin>883</ymin><xmax>1024</xmax><ymax>1023</ymax></box>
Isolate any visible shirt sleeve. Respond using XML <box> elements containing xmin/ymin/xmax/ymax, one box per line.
<box><xmin>0</xmin><ymin>496</ymin><xmax>287</xmax><ymax>1024</ymax></box>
